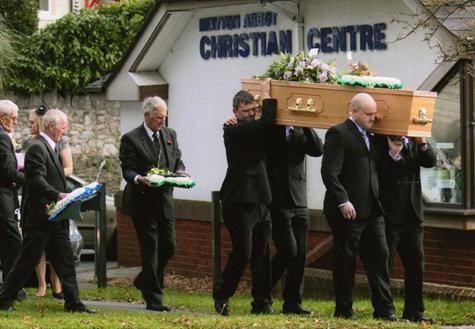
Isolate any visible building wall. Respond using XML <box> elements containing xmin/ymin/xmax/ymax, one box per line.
<box><xmin>150</xmin><ymin>0</ymin><xmax>440</xmax><ymax>207</ymax></box>
<box><xmin>116</xmin><ymin>200</ymin><xmax>475</xmax><ymax>289</ymax></box>
<box><xmin>3</xmin><ymin>92</ymin><xmax>122</xmax><ymax>193</ymax></box>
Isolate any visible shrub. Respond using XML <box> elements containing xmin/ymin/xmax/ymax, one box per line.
<box><xmin>6</xmin><ymin>0</ymin><xmax>154</xmax><ymax>94</ymax></box>
<box><xmin>0</xmin><ymin>0</ymin><xmax>38</xmax><ymax>36</ymax></box>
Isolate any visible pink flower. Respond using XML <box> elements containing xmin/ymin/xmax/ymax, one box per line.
<box><xmin>319</xmin><ymin>72</ymin><xmax>328</xmax><ymax>82</ymax></box>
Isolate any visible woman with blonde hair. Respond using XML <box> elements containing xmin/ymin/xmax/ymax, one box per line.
<box><xmin>24</xmin><ymin>104</ymin><xmax>73</xmax><ymax>298</ymax></box>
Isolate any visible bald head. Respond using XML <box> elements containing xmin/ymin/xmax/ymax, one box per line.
<box><xmin>350</xmin><ymin>93</ymin><xmax>377</xmax><ymax>130</ymax></box>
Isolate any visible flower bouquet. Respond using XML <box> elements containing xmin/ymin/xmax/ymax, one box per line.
<box><xmin>48</xmin><ymin>182</ymin><xmax>103</xmax><ymax>222</ymax></box>
<box><xmin>337</xmin><ymin>53</ymin><xmax>403</xmax><ymax>89</ymax></box>
<box><xmin>147</xmin><ymin>167</ymin><xmax>196</xmax><ymax>189</ymax></box>
<box><xmin>260</xmin><ymin>51</ymin><xmax>338</xmax><ymax>84</ymax></box>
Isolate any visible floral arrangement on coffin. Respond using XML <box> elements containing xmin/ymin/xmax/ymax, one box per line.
<box><xmin>147</xmin><ymin>167</ymin><xmax>196</xmax><ymax>189</ymax></box>
<box><xmin>258</xmin><ymin>49</ymin><xmax>403</xmax><ymax>89</ymax></box>
<box><xmin>48</xmin><ymin>182</ymin><xmax>103</xmax><ymax>222</ymax></box>
<box><xmin>260</xmin><ymin>50</ymin><xmax>338</xmax><ymax>84</ymax></box>
<box><xmin>337</xmin><ymin>52</ymin><xmax>403</xmax><ymax>89</ymax></box>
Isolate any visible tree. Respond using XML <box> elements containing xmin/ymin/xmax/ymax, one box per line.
<box><xmin>0</xmin><ymin>0</ymin><xmax>38</xmax><ymax>36</ymax></box>
<box><xmin>0</xmin><ymin>17</ymin><xmax>16</xmax><ymax>92</ymax></box>
<box><xmin>393</xmin><ymin>0</ymin><xmax>474</xmax><ymax>65</ymax></box>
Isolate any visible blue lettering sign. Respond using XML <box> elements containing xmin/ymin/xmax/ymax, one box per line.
<box><xmin>199</xmin><ymin>15</ymin><xmax>241</xmax><ymax>32</ymax></box>
<box><xmin>374</xmin><ymin>23</ymin><xmax>387</xmax><ymax>49</ymax></box>
<box><xmin>306</xmin><ymin>23</ymin><xmax>386</xmax><ymax>53</ymax></box>
<box><xmin>359</xmin><ymin>24</ymin><xmax>373</xmax><ymax>50</ymax></box>
<box><xmin>243</xmin><ymin>11</ymin><xmax>277</xmax><ymax>28</ymax></box>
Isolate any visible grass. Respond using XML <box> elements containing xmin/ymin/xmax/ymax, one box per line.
<box><xmin>0</xmin><ymin>286</ymin><xmax>473</xmax><ymax>329</ymax></box>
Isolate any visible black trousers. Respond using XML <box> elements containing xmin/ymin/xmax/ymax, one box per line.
<box><xmin>213</xmin><ymin>202</ymin><xmax>271</xmax><ymax>307</ymax></box>
<box><xmin>0</xmin><ymin>215</ymin><xmax>22</xmax><ymax>281</ymax></box>
<box><xmin>328</xmin><ymin>215</ymin><xmax>394</xmax><ymax>317</ymax></box>
<box><xmin>386</xmin><ymin>221</ymin><xmax>424</xmax><ymax>319</ymax></box>
<box><xmin>0</xmin><ymin>226</ymin><xmax>83</xmax><ymax>309</ymax></box>
<box><xmin>132</xmin><ymin>213</ymin><xmax>175</xmax><ymax>305</ymax></box>
<box><xmin>270</xmin><ymin>206</ymin><xmax>309</xmax><ymax>307</ymax></box>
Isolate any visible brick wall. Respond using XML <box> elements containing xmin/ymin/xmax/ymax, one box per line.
<box><xmin>116</xmin><ymin>199</ymin><xmax>475</xmax><ymax>289</ymax></box>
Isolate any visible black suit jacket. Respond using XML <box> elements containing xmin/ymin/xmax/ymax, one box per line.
<box><xmin>266</xmin><ymin>126</ymin><xmax>322</xmax><ymax>208</ymax></box>
<box><xmin>22</xmin><ymin>135</ymin><xmax>67</xmax><ymax>229</ymax></box>
<box><xmin>0</xmin><ymin>128</ymin><xmax>24</xmax><ymax>219</ymax></box>
<box><xmin>120</xmin><ymin>125</ymin><xmax>185</xmax><ymax>219</ymax></box>
<box><xmin>321</xmin><ymin>119</ymin><xmax>383</xmax><ymax>220</ymax></box>
<box><xmin>376</xmin><ymin>136</ymin><xmax>436</xmax><ymax>223</ymax></box>
<box><xmin>220</xmin><ymin>98</ymin><xmax>277</xmax><ymax>204</ymax></box>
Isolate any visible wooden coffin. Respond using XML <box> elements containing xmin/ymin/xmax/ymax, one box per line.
<box><xmin>241</xmin><ymin>78</ymin><xmax>437</xmax><ymax>137</ymax></box>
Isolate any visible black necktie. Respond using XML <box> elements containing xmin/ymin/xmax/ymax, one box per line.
<box><xmin>152</xmin><ymin>132</ymin><xmax>160</xmax><ymax>157</ymax></box>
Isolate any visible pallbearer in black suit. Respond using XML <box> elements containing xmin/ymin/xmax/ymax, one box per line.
<box><xmin>321</xmin><ymin>93</ymin><xmax>396</xmax><ymax>321</ymax></box>
<box><xmin>0</xmin><ymin>109</ymin><xmax>93</xmax><ymax>313</ymax></box>
<box><xmin>266</xmin><ymin>125</ymin><xmax>322</xmax><ymax>314</ymax></box>
<box><xmin>120</xmin><ymin>96</ymin><xmax>188</xmax><ymax>312</ymax></box>
<box><xmin>0</xmin><ymin>100</ymin><xmax>24</xmax><ymax>287</ymax></box>
<box><xmin>213</xmin><ymin>79</ymin><xmax>276</xmax><ymax>316</ymax></box>
<box><xmin>377</xmin><ymin>135</ymin><xmax>436</xmax><ymax>323</ymax></box>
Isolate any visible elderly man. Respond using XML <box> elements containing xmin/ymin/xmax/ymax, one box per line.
<box><xmin>0</xmin><ymin>100</ymin><xmax>24</xmax><ymax>294</ymax></box>
<box><xmin>119</xmin><ymin>96</ymin><xmax>188</xmax><ymax>312</ymax></box>
<box><xmin>0</xmin><ymin>109</ymin><xmax>93</xmax><ymax>313</ymax></box>
<box><xmin>321</xmin><ymin>93</ymin><xmax>396</xmax><ymax>321</ymax></box>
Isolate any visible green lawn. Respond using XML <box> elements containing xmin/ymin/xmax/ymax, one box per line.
<box><xmin>0</xmin><ymin>287</ymin><xmax>473</xmax><ymax>329</ymax></box>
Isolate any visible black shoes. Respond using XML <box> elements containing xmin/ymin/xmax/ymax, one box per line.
<box><xmin>16</xmin><ymin>289</ymin><xmax>27</xmax><ymax>301</ymax></box>
<box><xmin>0</xmin><ymin>303</ymin><xmax>14</xmax><ymax>312</ymax></box>
<box><xmin>52</xmin><ymin>292</ymin><xmax>64</xmax><ymax>300</ymax></box>
<box><xmin>374</xmin><ymin>313</ymin><xmax>397</xmax><ymax>322</ymax></box>
<box><xmin>334</xmin><ymin>310</ymin><xmax>357</xmax><ymax>320</ymax></box>
<box><xmin>403</xmin><ymin>314</ymin><xmax>434</xmax><ymax>323</ymax></box>
<box><xmin>251</xmin><ymin>304</ymin><xmax>273</xmax><ymax>315</ymax></box>
<box><xmin>214</xmin><ymin>299</ymin><xmax>229</xmax><ymax>316</ymax></box>
<box><xmin>64</xmin><ymin>305</ymin><xmax>97</xmax><ymax>314</ymax></box>
<box><xmin>283</xmin><ymin>304</ymin><xmax>311</xmax><ymax>315</ymax></box>
<box><xmin>146</xmin><ymin>303</ymin><xmax>171</xmax><ymax>312</ymax></box>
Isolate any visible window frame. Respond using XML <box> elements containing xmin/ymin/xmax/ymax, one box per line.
<box><xmin>424</xmin><ymin>59</ymin><xmax>474</xmax><ymax>213</ymax></box>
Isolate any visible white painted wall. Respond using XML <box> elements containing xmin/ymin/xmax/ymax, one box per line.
<box><xmin>125</xmin><ymin>0</ymin><xmax>441</xmax><ymax>208</ymax></box>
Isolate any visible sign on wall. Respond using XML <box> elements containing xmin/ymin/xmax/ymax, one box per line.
<box><xmin>199</xmin><ymin>11</ymin><xmax>387</xmax><ymax>60</ymax></box>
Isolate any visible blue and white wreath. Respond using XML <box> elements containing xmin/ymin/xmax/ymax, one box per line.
<box><xmin>48</xmin><ymin>182</ymin><xmax>103</xmax><ymax>222</ymax></box>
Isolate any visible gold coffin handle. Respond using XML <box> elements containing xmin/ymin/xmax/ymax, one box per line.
<box><xmin>288</xmin><ymin>98</ymin><xmax>323</xmax><ymax>114</ymax></box>
<box><xmin>413</xmin><ymin>108</ymin><xmax>433</xmax><ymax>125</ymax></box>
<box><xmin>254</xmin><ymin>94</ymin><xmax>262</xmax><ymax>114</ymax></box>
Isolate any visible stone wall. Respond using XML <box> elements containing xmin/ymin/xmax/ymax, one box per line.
<box><xmin>2</xmin><ymin>92</ymin><xmax>122</xmax><ymax>193</ymax></box>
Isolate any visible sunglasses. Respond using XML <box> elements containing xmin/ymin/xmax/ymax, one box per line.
<box><xmin>35</xmin><ymin>104</ymin><xmax>48</xmax><ymax>116</ymax></box>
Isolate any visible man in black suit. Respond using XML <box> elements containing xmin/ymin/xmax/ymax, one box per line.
<box><xmin>119</xmin><ymin>96</ymin><xmax>188</xmax><ymax>312</ymax></box>
<box><xmin>377</xmin><ymin>135</ymin><xmax>436</xmax><ymax>322</ymax></box>
<box><xmin>0</xmin><ymin>100</ymin><xmax>24</xmax><ymax>288</ymax></box>
<box><xmin>321</xmin><ymin>93</ymin><xmax>396</xmax><ymax>321</ymax></box>
<box><xmin>0</xmin><ymin>109</ymin><xmax>93</xmax><ymax>313</ymax></box>
<box><xmin>266</xmin><ymin>125</ymin><xmax>322</xmax><ymax>314</ymax></box>
<box><xmin>213</xmin><ymin>79</ymin><xmax>276</xmax><ymax>316</ymax></box>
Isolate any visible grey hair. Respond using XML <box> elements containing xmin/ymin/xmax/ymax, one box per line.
<box><xmin>0</xmin><ymin>99</ymin><xmax>18</xmax><ymax>116</ymax></box>
<box><xmin>43</xmin><ymin>109</ymin><xmax>67</xmax><ymax>128</ymax></box>
<box><xmin>143</xmin><ymin>96</ymin><xmax>167</xmax><ymax>114</ymax></box>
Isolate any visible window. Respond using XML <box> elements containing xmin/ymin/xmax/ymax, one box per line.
<box><xmin>421</xmin><ymin>71</ymin><xmax>462</xmax><ymax>205</ymax></box>
<box><xmin>39</xmin><ymin>0</ymin><xmax>49</xmax><ymax>11</ymax></box>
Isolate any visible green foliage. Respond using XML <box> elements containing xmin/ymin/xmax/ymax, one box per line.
<box><xmin>0</xmin><ymin>17</ymin><xmax>16</xmax><ymax>92</ymax></box>
<box><xmin>0</xmin><ymin>0</ymin><xmax>38</xmax><ymax>36</ymax></box>
<box><xmin>6</xmin><ymin>0</ymin><xmax>154</xmax><ymax>94</ymax></box>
